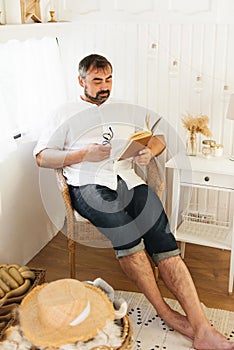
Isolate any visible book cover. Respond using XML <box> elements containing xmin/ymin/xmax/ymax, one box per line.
<box><xmin>118</xmin><ymin>115</ymin><xmax>162</xmax><ymax>161</ymax></box>
<box><xmin>118</xmin><ymin>130</ymin><xmax>152</xmax><ymax>160</ymax></box>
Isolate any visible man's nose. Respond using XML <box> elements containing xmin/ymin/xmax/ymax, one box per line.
<box><xmin>100</xmin><ymin>82</ymin><xmax>108</xmax><ymax>90</ymax></box>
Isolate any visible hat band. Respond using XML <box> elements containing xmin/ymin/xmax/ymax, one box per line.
<box><xmin>69</xmin><ymin>301</ymin><xmax>90</xmax><ymax>326</ymax></box>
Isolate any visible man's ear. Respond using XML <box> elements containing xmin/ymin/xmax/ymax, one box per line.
<box><xmin>78</xmin><ymin>75</ymin><xmax>85</xmax><ymax>87</ymax></box>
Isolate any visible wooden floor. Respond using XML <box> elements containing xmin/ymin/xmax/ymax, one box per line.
<box><xmin>29</xmin><ymin>231</ymin><xmax>234</xmax><ymax>312</ymax></box>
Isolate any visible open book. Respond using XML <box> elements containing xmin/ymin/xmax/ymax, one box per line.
<box><xmin>118</xmin><ymin>115</ymin><xmax>162</xmax><ymax>161</ymax></box>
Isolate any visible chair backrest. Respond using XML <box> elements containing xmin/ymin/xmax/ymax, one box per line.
<box><xmin>135</xmin><ymin>157</ymin><xmax>165</xmax><ymax>200</ymax></box>
<box><xmin>146</xmin><ymin>157</ymin><xmax>165</xmax><ymax>200</ymax></box>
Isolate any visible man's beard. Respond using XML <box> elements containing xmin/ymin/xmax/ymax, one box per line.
<box><xmin>84</xmin><ymin>87</ymin><xmax>110</xmax><ymax>104</ymax></box>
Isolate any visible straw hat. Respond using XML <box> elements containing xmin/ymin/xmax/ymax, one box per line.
<box><xmin>19</xmin><ymin>278</ymin><xmax>115</xmax><ymax>347</ymax></box>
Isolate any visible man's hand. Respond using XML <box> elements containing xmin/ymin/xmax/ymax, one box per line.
<box><xmin>133</xmin><ymin>147</ymin><xmax>153</xmax><ymax>166</ymax></box>
<box><xmin>83</xmin><ymin>143</ymin><xmax>111</xmax><ymax>162</ymax></box>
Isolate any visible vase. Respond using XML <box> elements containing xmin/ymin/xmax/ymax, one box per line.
<box><xmin>186</xmin><ymin>132</ymin><xmax>198</xmax><ymax>156</ymax></box>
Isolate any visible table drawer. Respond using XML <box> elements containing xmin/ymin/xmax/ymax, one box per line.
<box><xmin>180</xmin><ymin>170</ymin><xmax>234</xmax><ymax>189</ymax></box>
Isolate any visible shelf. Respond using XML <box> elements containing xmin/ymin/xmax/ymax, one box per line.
<box><xmin>0</xmin><ymin>21</ymin><xmax>73</xmax><ymax>42</ymax></box>
<box><xmin>166</xmin><ymin>152</ymin><xmax>234</xmax><ymax>293</ymax></box>
<box><xmin>176</xmin><ymin>220</ymin><xmax>232</xmax><ymax>250</ymax></box>
<box><xmin>0</xmin><ymin>21</ymin><xmax>71</xmax><ymax>29</ymax></box>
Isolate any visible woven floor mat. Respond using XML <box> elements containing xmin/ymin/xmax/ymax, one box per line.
<box><xmin>115</xmin><ymin>290</ymin><xmax>234</xmax><ymax>350</ymax></box>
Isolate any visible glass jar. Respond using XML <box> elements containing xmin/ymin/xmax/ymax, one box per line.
<box><xmin>186</xmin><ymin>132</ymin><xmax>197</xmax><ymax>156</ymax></box>
<box><xmin>202</xmin><ymin>145</ymin><xmax>212</xmax><ymax>158</ymax></box>
<box><xmin>202</xmin><ymin>140</ymin><xmax>216</xmax><ymax>158</ymax></box>
<box><xmin>212</xmin><ymin>144</ymin><xmax>224</xmax><ymax>157</ymax></box>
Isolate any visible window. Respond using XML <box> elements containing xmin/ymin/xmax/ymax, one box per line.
<box><xmin>0</xmin><ymin>37</ymin><xmax>67</xmax><ymax>160</ymax></box>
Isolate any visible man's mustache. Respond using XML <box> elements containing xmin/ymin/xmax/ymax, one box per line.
<box><xmin>97</xmin><ymin>90</ymin><xmax>110</xmax><ymax>96</ymax></box>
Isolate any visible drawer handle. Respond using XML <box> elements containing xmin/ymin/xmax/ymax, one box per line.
<box><xmin>204</xmin><ymin>176</ymin><xmax>210</xmax><ymax>182</ymax></box>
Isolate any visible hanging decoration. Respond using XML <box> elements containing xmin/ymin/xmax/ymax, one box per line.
<box><xmin>169</xmin><ymin>59</ymin><xmax>179</xmax><ymax>77</ymax></box>
<box><xmin>148</xmin><ymin>42</ymin><xmax>158</xmax><ymax>58</ymax></box>
<box><xmin>148</xmin><ymin>29</ymin><xmax>233</xmax><ymax>100</ymax></box>
<box><xmin>0</xmin><ymin>10</ymin><xmax>4</xmax><ymax>24</ymax></box>
<box><xmin>222</xmin><ymin>84</ymin><xmax>231</xmax><ymax>102</ymax></box>
<box><xmin>194</xmin><ymin>75</ymin><xmax>203</xmax><ymax>94</ymax></box>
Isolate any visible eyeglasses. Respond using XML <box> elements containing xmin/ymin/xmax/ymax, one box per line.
<box><xmin>102</xmin><ymin>126</ymin><xmax>113</xmax><ymax>146</ymax></box>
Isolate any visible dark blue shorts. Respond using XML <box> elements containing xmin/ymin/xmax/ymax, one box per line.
<box><xmin>68</xmin><ymin>177</ymin><xmax>180</xmax><ymax>265</ymax></box>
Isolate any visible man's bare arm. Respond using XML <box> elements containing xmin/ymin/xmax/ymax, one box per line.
<box><xmin>36</xmin><ymin>144</ymin><xmax>111</xmax><ymax>168</ymax></box>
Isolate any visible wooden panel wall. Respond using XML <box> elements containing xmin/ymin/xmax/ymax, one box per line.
<box><xmin>58</xmin><ymin>19</ymin><xmax>234</xmax><ymax>221</ymax></box>
<box><xmin>1</xmin><ymin>0</ymin><xmax>233</xmax><ymax>224</ymax></box>
<box><xmin>59</xmin><ymin>22</ymin><xmax>234</xmax><ymax>154</ymax></box>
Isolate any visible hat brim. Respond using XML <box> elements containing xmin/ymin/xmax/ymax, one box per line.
<box><xmin>20</xmin><ymin>282</ymin><xmax>114</xmax><ymax>347</ymax></box>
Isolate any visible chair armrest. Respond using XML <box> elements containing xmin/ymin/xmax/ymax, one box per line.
<box><xmin>55</xmin><ymin>168</ymin><xmax>75</xmax><ymax>221</ymax></box>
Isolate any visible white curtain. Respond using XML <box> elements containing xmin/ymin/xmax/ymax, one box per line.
<box><xmin>0</xmin><ymin>88</ymin><xmax>17</xmax><ymax>161</ymax></box>
<box><xmin>0</xmin><ymin>37</ymin><xmax>67</xmax><ymax>160</ymax></box>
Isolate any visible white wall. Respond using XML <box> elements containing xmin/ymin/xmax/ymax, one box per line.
<box><xmin>0</xmin><ymin>0</ymin><xmax>233</xmax><ymax>264</ymax></box>
<box><xmin>0</xmin><ymin>142</ymin><xmax>63</xmax><ymax>264</ymax></box>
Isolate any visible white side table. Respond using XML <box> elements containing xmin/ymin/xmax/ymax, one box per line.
<box><xmin>165</xmin><ymin>153</ymin><xmax>234</xmax><ymax>294</ymax></box>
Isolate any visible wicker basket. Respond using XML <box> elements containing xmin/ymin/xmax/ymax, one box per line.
<box><xmin>117</xmin><ymin>314</ymin><xmax>133</xmax><ymax>350</ymax></box>
<box><xmin>1</xmin><ymin>268</ymin><xmax>133</xmax><ymax>350</ymax></box>
<box><xmin>0</xmin><ymin>267</ymin><xmax>46</xmax><ymax>340</ymax></box>
<box><xmin>0</xmin><ymin>314</ymin><xmax>133</xmax><ymax>350</ymax></box>
<box><xmin>90</xmin><ymin>315</ymin><xmax>133</xmax><ymax>350</ymax></box>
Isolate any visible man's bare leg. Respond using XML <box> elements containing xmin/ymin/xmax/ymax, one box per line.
<box><xmin>119</xmin><ymin>250</ymin><xmax>194</xmax><ymax>339</ymax></box>
<box><xmin>158</xmin><ymin>255</ymin><xmax>234</xmax><ymax>349</ymax></box>
<box><xmin>119</xmin><ymin>250</ymin><xmax>234</xmax><ymax>350</ymax></box>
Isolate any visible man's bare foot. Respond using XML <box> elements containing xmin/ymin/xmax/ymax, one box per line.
<box><xmin>193</xmin><ymin>325</ymin><xmax>234</xmax><ymax>349</ymax></box>
<box><xmin>161</xmin><ymin>309</ymin><xmax>194</xmax><ymax>340</ymax></box>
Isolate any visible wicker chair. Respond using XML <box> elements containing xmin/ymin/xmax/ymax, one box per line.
<box><xmin>55</xmin><ymin>157</ymin><xmax>165</xmax><ymax>279</ymax></box>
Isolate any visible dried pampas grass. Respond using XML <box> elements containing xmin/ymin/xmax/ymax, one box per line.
<box><xmin>182</xmin><ymin>113</ymin><xmax>212</xmax><ymax>137</ymax></box>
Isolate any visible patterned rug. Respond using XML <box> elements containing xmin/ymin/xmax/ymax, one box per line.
<box><xmin>115</xmin><ymin>290</ymin><xmax>234</xmax><ymax>350</ymax></box>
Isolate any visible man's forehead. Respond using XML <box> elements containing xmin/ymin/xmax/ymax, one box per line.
<box><xmin>87</xmin><ymin>65</ymin><xmax>112</xmax><ymax>77</ymax></box>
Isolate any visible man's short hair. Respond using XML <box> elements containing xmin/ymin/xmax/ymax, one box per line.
<box><xmin>78</xmin><ymin>54</ymin><xmax>112</xmax><ymax>79</ymax></box>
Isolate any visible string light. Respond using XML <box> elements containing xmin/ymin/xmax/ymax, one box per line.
<box><xmin>222</xmin><ymin>84</ymin><xmax>231</xmax><ymax>102</ymax></box>
<box><xmin>194</xmin><ymin>75</ymin><xmax>203</xmax><ymax>94</ymax></box>
<box><xmin>148</xmin><ymin>29</ymin><xmax>233</xmax><ymax>92</ymax></box>
<box><xmin>0</xmin><ymin>11</ymin><xmax>4</xmax><ymax>25</ymax></box>
<box><xmin>169</xmin><ymin>59</ymin><xmax>179</xmax><ymax>77</ymax></box>
<box><xmin>148</xmin><ymin>42</ymin><xmax>158</xmax><ymax>58</ymax></box>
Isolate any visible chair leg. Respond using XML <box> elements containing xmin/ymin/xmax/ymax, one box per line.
<box><xmin>154</xmin><ymin>266</ymin><xmax>159</xmax><ymax>281</ymax></box>
<box><xmin>68</xmin><ymin>238</ymin><xmax>76</xmax><ymax>279</ymax></box>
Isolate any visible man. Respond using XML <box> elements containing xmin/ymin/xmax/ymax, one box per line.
<box><xmin>34</xmin><ymin>54</ymin><xmax>234</xmax><ymax>350</ymax></box>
